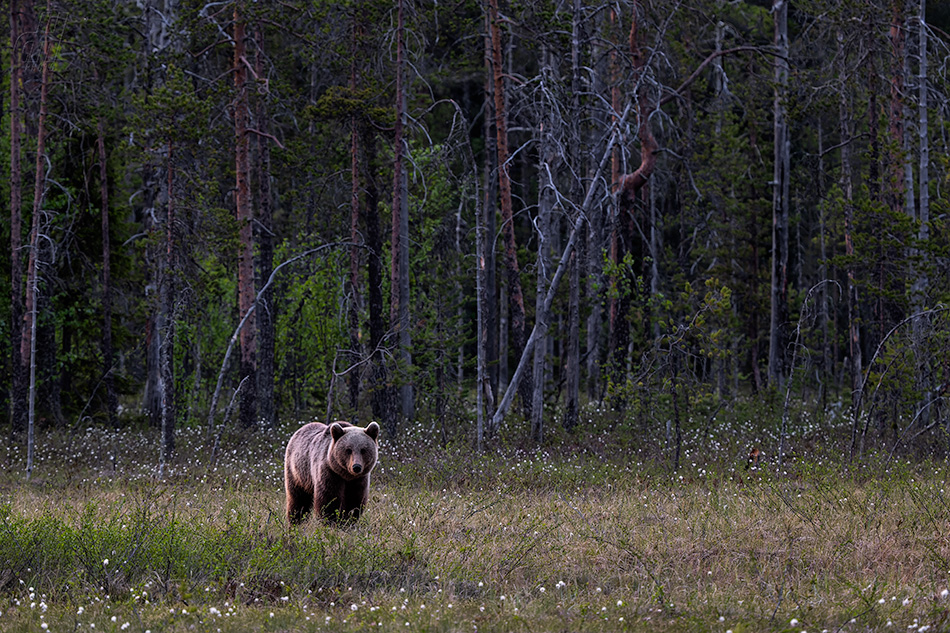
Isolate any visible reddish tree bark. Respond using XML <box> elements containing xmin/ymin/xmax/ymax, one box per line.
<box><xmin>616</xmin><ymin>0</ymin><xmax>658</xmax><ymax>211</ymax></box>
<box><xmin>234</xmin><ymin>7</ymin><xmax>257</xmax><ymax>429</ymax></box>
<box><xmin>488</xmin><ymin>0</ymin><xmax>532</xmax><ymax>424</ymax></box>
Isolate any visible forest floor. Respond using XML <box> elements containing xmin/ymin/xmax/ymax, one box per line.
<box><xmin>1</xmin><ymin>404</ymin><xmax>949</xmax><ymax>632</ymax></box>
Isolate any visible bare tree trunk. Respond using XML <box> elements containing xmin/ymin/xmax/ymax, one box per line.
<box><xmin>391</xmin><ymin>0</ymin><xmax>413</xmax><ymax>423</ymax></box>
<box><xmin>564</xmin><ymin>0</ymin><xmax>584</xmax><ymax>431</ymax></box>
<box><xmin>768</xmin><ymin>0</ymin><xmax>790</xmax><ymax>388</ymax></box>
<box><xmin>234</xmin><ymin>7</ymin><xmax>257</xmax><ymax>429</ymax></box>
<box><xmin>488</xmin><ymin>0</ymin><xmax>531</xmax><ymax>427</ymax></box>
<box><xmin>254</xmin><ymin>27</ymin><xmax>276</xmax><ymax>430</ymax></box>
<box><xmin>24</xmin><ymin>2</ymin><xmax>50</xmax><ymax>478</ymax></box>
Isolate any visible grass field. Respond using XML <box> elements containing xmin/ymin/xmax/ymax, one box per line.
<box><xmin>1</xmin><ymin>407</ymin><xmax>949</xmax><ymax>632</ymax></box>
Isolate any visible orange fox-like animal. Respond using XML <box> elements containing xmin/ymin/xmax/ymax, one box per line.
<box><xmin>745</xmin><ymin>447</ymin><xmax>761</xmax><ymax>470</ymax></box>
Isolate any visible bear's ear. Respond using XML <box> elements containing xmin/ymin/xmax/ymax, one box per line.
<box><xmin>365</xmin><ymin>421</ymin><xmax>380</xmax><ymax>442</ymax></box>
<box><xmin>330</xmin><ymin>423</ymin><xmax>347</xmax><ymax>441</ymax></box>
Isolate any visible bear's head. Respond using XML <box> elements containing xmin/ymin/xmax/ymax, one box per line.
<box><xmin>327</xmin><ymin>422</ymin><xmax>380</xmax><ymax>480</ymax></box>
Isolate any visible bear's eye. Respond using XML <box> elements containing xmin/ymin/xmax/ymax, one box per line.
<box><xmin>346</xmin><ymin>448</ymin><xmax>352</xmax><ymax>455</ymax></box>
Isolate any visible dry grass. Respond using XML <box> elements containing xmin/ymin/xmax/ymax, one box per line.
<box><xmin>0</xmin><ymin>417</ymin><xmax>949</xmax><ymax>632</ymax></box>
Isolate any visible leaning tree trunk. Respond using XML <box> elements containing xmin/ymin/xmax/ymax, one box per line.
<box><xmin>234</xmin><ymin>7</ymin><xmax>257</xmax><ymax>429</ymax></box>
<box><xmin>768</xmin><ymin>0</ymin><xmax>790</xmax><ymax>389</ymax></box>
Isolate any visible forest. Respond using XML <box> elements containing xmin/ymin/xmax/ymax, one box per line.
<box><xmin>3</xmin><ymin>0</ymin><xmax>950</xmax><ymax>469</ymax></box>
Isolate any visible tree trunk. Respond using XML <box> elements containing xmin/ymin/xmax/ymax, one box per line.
<box><xmin>234</xmin><ymin>7</ymin><xmax>257</xmax><ymax>429</ymax></box>
<box><xmin>24</xmin><ymin>2</ymin><xmax>50</xmax><ymax>478</ymax></box>
<box><xmin>481</xmin><ymin>10</ymin><xmax>499</xmax><ymax>401</ymax></box>
<box><xmin>254</xmin><ymin>26</ymin><xmax>276</xmax><ymax>429</ymax></box>
<box><xmin>616</xmin><ymin>0</ymin><xmax>658</xmax><ymax>208</ymax></box>
<box><xmin>564</xmin><ymin>0</ymin><xmax>583</xmax><ymax>431</ymax></box>
<box><xmin>768</xmin><ymin>0</ymin><xmax>790</xmax><ymax>388</ymax></box>
<box><xmin>531</xmin><ymin>45</ymin><xmax>557</xmax><ymax>442</ymax></box>
<box><xmin>840</xmin><ymin>30</ymin><xmax>863</xmax><ymax>456</ymax></box>
<box><xmin>488</xmin><ymin>0</ymin><xmax>531</xmax><ymax>427</ymax></box>
<box><xmin>391</xmin><ymin>0</ymin><xmax>413</xmax><ymax>424</ymax></box>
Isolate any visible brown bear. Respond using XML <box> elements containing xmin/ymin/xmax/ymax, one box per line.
<box><xmin>284</xmin><ymin>420</ymin><xmax>380</xmax><ymax>525</ymax></box>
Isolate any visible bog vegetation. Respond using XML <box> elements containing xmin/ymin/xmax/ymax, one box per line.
<box><xmin>2</xmin><ymin>406</ymin><xmax>950</xmax><ymax>633</ymax></box>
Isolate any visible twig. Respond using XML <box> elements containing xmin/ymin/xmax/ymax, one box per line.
<box><xmin>850</xmin><ymin>305</ymin><xmax>949</xmax><ymax>458</ymax></box>
<box><xmin>208</xmin><ymin>376</ymin><xmax>248</xmax><ymax>469</ymax></box>
<box><xmin>204</xmin><ymin>242</ymin><xmax>355</xmax><ymax>438</ymax></box>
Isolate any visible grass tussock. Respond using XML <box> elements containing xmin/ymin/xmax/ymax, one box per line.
<box><xmin>1</xmin><ymin>410</ymin><xmax>949</xmax><ymax>632</ymax></box>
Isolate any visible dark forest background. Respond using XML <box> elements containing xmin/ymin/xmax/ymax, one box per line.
<box><xmin>3</xmin><ymin>0</ymin><xmax>950</xmax><ymax>470</ymax></box>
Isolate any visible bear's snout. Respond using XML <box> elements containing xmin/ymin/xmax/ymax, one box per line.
<box><xmin>352</xmin><ymin>462</ymin><xmax>363</xmax><ymax>474</ymax></box>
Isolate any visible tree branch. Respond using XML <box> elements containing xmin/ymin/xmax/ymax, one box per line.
<box><xmin>659</xmin><ymin>46</ymin><xmax>778</xmax><ymax>108</ymax></box>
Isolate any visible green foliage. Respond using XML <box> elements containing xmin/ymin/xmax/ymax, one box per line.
<box><xmin>274</xmin><ymin>246</ymin><xmax>348</xmax><ymax>414</ymax></box>
<box><xmin>311</xmin><ymin>86</ymin><xmax>394</xmax><ymax>127</ymax></box>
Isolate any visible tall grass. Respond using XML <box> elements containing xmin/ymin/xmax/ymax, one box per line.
<box><xmin>1</xmin><ymin>409</ymin><xmax>949</xmax><ymax>632</ymax></box>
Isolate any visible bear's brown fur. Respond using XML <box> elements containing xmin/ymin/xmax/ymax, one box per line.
<box><xmin>284</xmin><ymin>420</ymin><xmax>380</xmax><ymax>525</ymax></box>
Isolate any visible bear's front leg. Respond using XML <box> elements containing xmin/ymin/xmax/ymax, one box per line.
<box><xmin>286</xmin><ymin>480</ymin><xmax>313</xmax><ymax>526</ymax></box>
<box><xmin>314</xmin><ymin>476</ymin><xmax>346</xmax><ymax>524</ymax></box>
<box><xmin>339</xmin><ymin>478</ymin><xmax>370</xmax><ymax>521</ymax></box>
